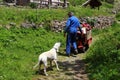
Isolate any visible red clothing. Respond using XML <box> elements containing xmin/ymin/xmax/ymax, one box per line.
<box><xmin>82</xmin><ymin>23</ymin><xmax>91</xmax><ymax>31</ymax></box>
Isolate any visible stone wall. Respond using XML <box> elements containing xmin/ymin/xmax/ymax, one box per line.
<box><xmin>51</xmin><ymin>20</ymin><xmax>66</xmax><ymax>32</ymax></box>
<box><xmin>50</xmin><ymin>16</ymin><xmax>115</xmax><ymax>32</ymax></box>
<box><xmin>93</xmin><ymin>16</ymin><xmax>115</xmax><ymax>29</ymax></box>
<box><xmin>80</xmin><ymin>16</ymin><xmax>115</xmax><ymax>29</ymax></box>
<box><xmin>6</xmin><ymin>16</ymin><xmax>115</xmax><ymax>32</ymax></box>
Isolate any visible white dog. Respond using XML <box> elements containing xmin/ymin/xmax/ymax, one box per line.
<box><xmin>33</xmin><ymin>42</ymin><xmax>61</xmax><ymax>76</ymax></box>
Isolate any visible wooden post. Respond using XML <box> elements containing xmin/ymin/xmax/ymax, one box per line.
<box><xmin>58</xmin><ymin>0</ymin><xmax>60</xmax><ymax>6</ymax></box>
<box><xmin>48</xmin><ymin>0</ymin><xmax>52</xmax><ymax>9</ymax></box>
<box><xmin>40</xmin><ymin>0</ymin><xmax>42</xmax><ymax>8</ymax></box>
<box><xmin>14</xmin><ymin>0</ymin><xmax>16</xmax><ymax>5</ymax></box>
<box><xmin>81</xmin><ymin>0</ymin><xmax>91</xmax><ymax>7</ymax></box>
<box><xmin>63</xmin><ymin>0</ymin><xmax>67</xmax><ymax>8</ymax></box>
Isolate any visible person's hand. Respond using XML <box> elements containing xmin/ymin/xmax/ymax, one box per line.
<box><xmin>77</xmin><ymin>31</ymin><xmax>81</xmax><ymax>34</ymax></box>
<box><xmin>81</xmin><ymin>31</ymin><xmax>84</xmax><ymax>36</ymax></box>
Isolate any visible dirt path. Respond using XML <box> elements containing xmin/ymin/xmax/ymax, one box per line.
<box><xmin>32</xmin><ymin>49</ymin><xmax>89</xmax><ymax>80</ymax></box>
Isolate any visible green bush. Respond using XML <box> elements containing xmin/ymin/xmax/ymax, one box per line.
<box><xmin>102</xmin><ymin>2</ymin><xmax>114</xmax><ymax>9</ymax></box>
<box><xmin>116</xmin><ymin>12</ymin><xmax>120</xmax><ymax>21</ymax></box>
<box><xmin>29</xmin><ymin>2</ymin><xmax>38</xmax><ymax>9</ymax></box>
<box><xmin>85</xmin><ymin>23</ymin><xmax>120</xmax><ymax>80</ymax></box>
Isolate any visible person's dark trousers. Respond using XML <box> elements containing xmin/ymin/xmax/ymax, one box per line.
<box><xmin>66</xmin><ymin>32</ymin><xmax>77</xmax><ymax>56</ymax></box>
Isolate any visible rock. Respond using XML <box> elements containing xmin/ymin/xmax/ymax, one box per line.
<box><xmin>11</xmin><ymin>16</ymin><xmax>115</xmax><ymax>31</ymax></box>
<box><xmin>21</xmin><ymin>21</ymin><xmax>36</xmax><ymax>28</ymax></box>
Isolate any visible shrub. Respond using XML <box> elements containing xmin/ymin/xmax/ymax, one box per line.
<box><xmin>29</xmin><ymin>2</ymin><xmax>38</xmax><ymax>9</ymax></box>
<box><xmin>85</xmin><ymin>23</ymin><xmax>120</xmax><ymax>80</ymax></box>
<box><xmin>116</xmin><ymin>12</ymin><xmax>120</xmax><ymax>21</ymax></box>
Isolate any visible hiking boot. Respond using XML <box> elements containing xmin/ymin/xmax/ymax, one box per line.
<box><xmin>66</xmin><ymin>54</ymin><xmax>70</xmax><ymax>57</ymax></box>
<box><xmin>74</xmin><ymin>49</ymin><xmax>78</xmax><ymax>55</ymax></box>
<box><xmin>71</xmin><ymin>53</ymin><xmax>77</xmax><ymax>57</ymax></box>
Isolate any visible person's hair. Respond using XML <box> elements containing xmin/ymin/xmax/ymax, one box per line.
<box><xmin>68</xmin><ymin>12</ymin><xmax>74</xmax><ymax>17</ymax></box>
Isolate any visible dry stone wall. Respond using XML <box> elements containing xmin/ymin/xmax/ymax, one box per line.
<box><xmin>50</xmin><ymin>16</ymin><xmax>115</xmax><ymax>32</ymax></box>
<box><xmin>6</xmin><ymin>16</ymin><xmax>115</xmax><ymax>32</ymax></box>
<box><xmin>80</xmin><ymin>16</ymin><xmax>115</xmax><ymax>29</ymax></box>
<box><xmin>93</xmin><ymin>16</ymin><xmax>115</xmax><ymax>29</ymax></box>
<box><xmin>51</xmin><ymin>20</ymin><xmax>66</xmax><ymax>32</ymax></box>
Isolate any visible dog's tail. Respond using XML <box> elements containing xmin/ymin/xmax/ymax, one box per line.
<box><xmin>33</xmin><ymin>62</ymin><xmax>39</xmax><ymax>69</ymax></box>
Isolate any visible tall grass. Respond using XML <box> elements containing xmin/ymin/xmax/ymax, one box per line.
<box><xmin>85</xmin><ymin>23</ymin><xmax>120</xmax><ymax>80</ymax></box>
<box><xmin>0</xmin><ymin>6</ymin><xmax>67</xmax><ymax>25</ymax></box>
<box><xmin>0</xmin><ymin>27</ymin><xmax>65</xmax><ymax>80</ymax></box>
<box><xmin>116</xmin><ymin>12</ymin><xmax>120</xmax><ymax>21</ymax></box>
<box><xmin>0</xmin><ymin>5</ymin><xmax>111</xmax><ymax>26</ymax></box>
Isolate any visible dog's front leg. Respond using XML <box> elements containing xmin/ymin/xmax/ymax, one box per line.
<box><xmin>53</xmin><ymin>60</ymin><xmax>59</xmax><ymax>71</ymax></box>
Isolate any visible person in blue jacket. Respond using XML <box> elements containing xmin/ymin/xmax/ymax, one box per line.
<box><xmin>64</xmin><ymin>12</ymin><xmax>82</xmax><ymax>57</ymax></box>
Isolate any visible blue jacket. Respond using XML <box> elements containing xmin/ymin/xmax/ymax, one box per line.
<box><xmin>64</xmin><ymin>16</ymin><xmax>81</xmax><ymax>33</ymax></box>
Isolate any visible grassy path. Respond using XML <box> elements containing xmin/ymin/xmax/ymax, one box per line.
<box><xmin>32</xmin><ymin>48</ymin><xmax>89</xmax><ymax>80</ymax></box>
<box><xmin>32</xmin><ymin>32</ymin><xmax>100</xmax><ymax>80</ymax></box>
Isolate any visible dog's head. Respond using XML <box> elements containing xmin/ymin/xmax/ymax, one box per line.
<box><xmin>53</xmin><ymin>42</ymin><xmax>61</xmax><ymax>52</ymax></box>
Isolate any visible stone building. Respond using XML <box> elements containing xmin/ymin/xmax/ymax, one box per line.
<box><xmin>3</xmin><ymin>0</ymin><xmax>69</xmax><ymax>7</ymax></box>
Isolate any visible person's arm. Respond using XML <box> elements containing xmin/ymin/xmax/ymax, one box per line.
<box><xmin>64</xmin><ymin>18</ymin><xmax>70</xmax><ymax>33</ymax></box>
<box><xmin>78</xmin><ymin>23</ymin><xmax>82</xmax><ymax>34</ymax></box>
<box><xmin>64</xmin><ymin>19</ymin><xmax>70</xmax><ymax>37</ymax></box>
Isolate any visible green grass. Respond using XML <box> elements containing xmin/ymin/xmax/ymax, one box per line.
<box><xmin>0</xmin><ymin>4</ymin><xmax>111</xmax><ymax>26</ymax></box>
<box><xmin>85</xmin><ymin>23</ymin><xmax>120</xmax><ymax>80</ymax></box>
<box><xmin>68</xmin><ymin>0</ymin><xmax>85</xmax><ymax>6</ymax></box>
<box><xmin>0</xmin><ymin>1</ymin><xmax>118</xmax><ymax>80</ymax></box>
<box><xmin>0</xmin><ymin>27</ymin><xmax>65</xmax><ymax>80</ymax></box>
<box><xmin>0</xmin><ymin>6</ymin><xmax>67</xmax><ymax>25</ymax></box>
<box><xmin>116</xmin><ymin>12</ymin><xmax>120</xmax><ymax>21</ymax></box>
